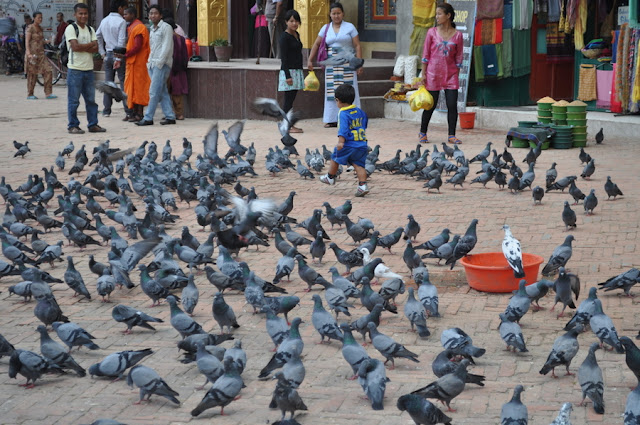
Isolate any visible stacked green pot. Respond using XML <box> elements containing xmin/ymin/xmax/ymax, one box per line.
<box><xmin>567</xmin><ymin>101</ymin><xmax>588</xmax><ymax>147</ymax></box>
<box><xmin>551</xmin><ymin>125</ymin><xmax>573</xmax><ymax>149</ymax></box>
<box><xmin>537</xmin><ymin>97</ymin><xmax>554</xmax><ymax>124</ymax></box>
<box><xmin>552</xmin><ymin>101</ymin><xmax>569</xmax><ymax>125</ymax></box>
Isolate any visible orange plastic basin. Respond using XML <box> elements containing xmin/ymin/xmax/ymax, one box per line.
<box><xmin>460</xmin><ymin>252</ymin><xmax>545</xmax><ymax>293</ymax></box>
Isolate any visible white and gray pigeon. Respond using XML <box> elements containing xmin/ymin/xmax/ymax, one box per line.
<box><xmin>368</xmin><ymin>322</ymin><xmax>420</xmax><ymax>369</ymax></box>
<box><xmin>589</xmin><ymin>299</ymin><xmax>624</xmax><ymax>353</ymax></box>
<box><xmin>8</xmin><ymin>349</ymin><xmax>65</xmax><ymax>388</ymax></box>
<box><xmin>625</xmin><ymin>383</ymin><xmax>640</xmax><ymax>425</ymax></box>
<box><xmin>212</xmin><ymin>292</ymin><xmax>240</xmax><ymax>334</ymax></box>
<box><xmin>539</xmin><ymin>325</ymin><xmax>582</xmax><ymax>378</ymax></box>
<box><xmin>180</xmin><ymin>274</ymin><xmax>199</xmax><ymax>315</ymax></box>
<box><xmin>502</xmin><ymin>225</ymin><xmax>525</xmax><ymax>278</ymax></box>
<box><xmin>397</xmin><ymin>394</ymin><xmax>452</xmax><ymax>425</ymax></box>
<box><xmin>504</xmin><ymin>280</ymin><xmax>531</xmax><ymax>323</ymax></box>
<box><xmin>597</xmin><ymin>268</ymin><xmax>640</xmax><ymax>297</ymax></box>
<box><xmin>223</xmin><ymin>340</ymin><xmax>247</xmax><ymax>374</ymax></box>
<box><xmin>542</xmin><ymin>235</ymin><xmax>574</xmax><ymax>276</ymax></box>
<box><xmin>191</xmin><ymin>357</ymin><xmax>244</xmax><ymax>417</ymax></box>
<box><xmin>578</xmin><ymin>342</ymin><xmax>604</xmax><ymax>414</ymax></box>
<box><xmin>404</xmin><ymin>287</ymin><xmax>430</xmax><ymax>338</ymax></box>
<box><xmin>52</xmin><ymin>321</ymin><xmax>99</xmax><ymax>351</ymax></box>
<box><xmin>500</xmin><ymin>385</ymin><xmax>528</xmax><ymax>425</ymax></box>
<box><xmin>339</xmin><ymin>323</ymin><xmax>370</xmax><ymax>380</ymax></box>
<box><xmin>357</xmin><ymin>358</ymin><xmax>389</xmax><ymax>411</ymax></box>
<box><xmin>550</xmin><ymin>402</ymin><xmax>573</xmax><ymax>425</ymax></box>
<box><xmin>111</xmin><ymin>304</ymin><xmax>163</xmax><ymax>334</ymax></box>
<box><xmin>311</xmin><ymin>294</ymin><xmax>344</xmax><ymax>343</ymax></box>
<box><xmin>127</xmin><ymin>364</ymin><xmax>180</xmax><ymax>405</ymax></box>
<box><xmin>88</xmin><ymin>348</ymin><xmax>153</xmax><ymax>379</ymax></box>
<box><xmin>498</xmin><ymin>313</ymin><xmax>528</xmax><ymax>353</ymax></box>
<box><xmin>36</xmin><ymin>325</ymin><xmax>86</xmax><ymax>376</ymax></box>
<box><xmin>440</xmin><ymin>327</ymin><xmax>486</xmax><ymax>360</ymax></box>
<box><xmin>418</xmin><ymin>275</ymin><xmax>440</xmax><ymax>318</ymax></box>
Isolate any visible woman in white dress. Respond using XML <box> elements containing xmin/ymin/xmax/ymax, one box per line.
<box><xmin>307</xmin><ymin>2</ymin><xmax>363</xmax><ymax>127</ymax></box>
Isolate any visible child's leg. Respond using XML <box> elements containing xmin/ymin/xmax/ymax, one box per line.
<box><xmin>327</xmin><ymin>160</ymin><xmax>339</xmax><ymax>176</ymax></box>
<box><xmin>354</xmin><ymin>165</ymin><xmax>368</xmax><ymax>184</ymax></box>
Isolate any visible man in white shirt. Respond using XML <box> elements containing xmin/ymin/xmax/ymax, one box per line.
<box><xmin>66</xmin><ymin>2</ymin><xmax>105</xmax><ymax>134</ymax></box>
<box><xmin>136</xmin><ymin>5</ymin><xmax>175</xmax><ymax>126</ymax></box>
<box><xmin>96</xmin><ymin>0</ymin><xmax>129</xmax><ymax>118</ymax></box>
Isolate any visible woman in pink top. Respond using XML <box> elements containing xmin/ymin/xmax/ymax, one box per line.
<box><xmin>419</xmin><ymin>3</ymin><xmax>464</xmax><ymax>144</ymax></box>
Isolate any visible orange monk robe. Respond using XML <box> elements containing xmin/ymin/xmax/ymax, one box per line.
<box><xmin>125</xmin><ymin>20</ymin><xmax>150</xmax><ymax>109</ymax></box>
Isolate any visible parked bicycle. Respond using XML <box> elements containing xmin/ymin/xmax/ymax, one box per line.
<box><xmin>37</xmin><ymin>44</ymin><xmax>66</xmax><ymax>86</ymax></box>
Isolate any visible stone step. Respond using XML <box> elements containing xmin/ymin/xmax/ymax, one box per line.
<box><xmin>359</xmin><ymin>65</ymin><xmax>394</xmax><ymax>81</ymax></box>
<box><xmin>358</xmin><ymin>79</ymin><xmax>395</xmax><ymax>97</ymax></box>
<box><xmin>361</xmin><ymin>96</ymin><xmax>385</xmax><ymax>118</ymax></box>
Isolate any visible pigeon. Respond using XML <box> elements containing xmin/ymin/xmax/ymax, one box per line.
<box><xmin>343</xmin><ymin>215</ymin><xmax>370</xmax><ymax>245</ymax></box>
<box><xmin>440</xmin><ymin>328</ymin><xmax>485</xmax><ymax>360</ymax></box>
<box><xmin>417</xmin><ymin>275</ymin><xmax>440</xmax><ymax>318</ymax></box>
<box><xmin>568</xmin><ymin>180</ymin><xmax>586</xmax><ymax>205</ymax></box>
<box><xmin>397</xmin><ymin>394</ymin><xmax>452</xmax><ymax>425</ymax></box>
<box><xmin>562</xmin><ymin>201</ymin><xmax>577</xmax><ymax>231</ymax></box>
<box><xmin>259</xmin><ymin>317</ymin><xmax>304</xmax><ymax>378</ymax></box>
<box><xmin>519</xmin><ymin>162</ymin><xmax>536</xmax><ymax>190</ymax></box>
<box><xmin>431</xmin><ymin>349</ymin><xmax>485</xmax><ymax>386</ymax></box>
<box><xmin>350</xmin><ymin>303</ymin><xmax>384</xmax><ymax>344</ymax></box>
<box><xmin>34</xmin><ymin>294</ymin><xmax>69</xmax><ymax>327</ymax></box>
<box><xmin>403</xmin><ymin>214</ymin><xmax>421</xmax><ymax>241</ymax></box>
<box><xmin>624</xmin><ymin>384</ymin><xmax>640</xmax><ymax>425</ymax></box>
<box><xmin>97</xmin><ymin>269</ymin><xmax>116</xmax><ymax>303</ymax></box>
<box><xmin>127</xmin><ymin>364</ymin><xmax>180</xmax><ymax>405</ymax></box>
<box><xmin>578</xmin><ymin>343</ymin><xmax>604</xmax><ymax>414</ymax></box>
<box><xmin>212</xmin><ymin>292</ymin><xmax>240</xmax><ymax>334</ymax></box>
<box><xmin>377</xmin><ymin>227</ymin><xmax>404</xmax><ymax>254</ymax></box>
<box><xmin>403</xmin><ymin>241</ymin><xmax>423</xmax><ymax>272</ymax></box>
<box><xmin>318</xmin><ymin>47</ymin><xmax>364</xmax><ymax>69</ymax></box>
<box><xmin>411</xmin><ymin>359</ymin><xmax>469</xmax><ymax>412</ymax></box>
<box><xmin>422</xmin><ymin>235</ymin><xmax>459</xmax><ymax>265</ymax></box>
<box><xmin>590</xmin><ymin>299</ymin><xmax>623</xmax><ymax>353</ymax></box>
<box><xmin>309</xmin><ymin>231</ymin><xmax>326</xmax><ymax>263</ymax></box>
<box><xmin>360</xmin><ymin>278</ymin><xmax>397</xmax><ymax>314</ymax></box>
<box><xmin>469</xmin><ymin>142</ymin><xmax>492</xmax><ymax>163</ymax></box>
<box><xmin>224</xmin><ymin>340</ymin><xmax>247</xmax><ymax>374</ymax></box>
<box><xmin>404</xmin><ymin>288</ymin><xmax>430</xmax><ymax>338</ymax></box>
<box><xmin>194</xmin><ymin>342</ymin><xmax>224</xmax><ymax>389</ymax></box>
<box><xmin>580</xmin><ymin>158</ymin><xmax>595</xmax><ymax>180</ymax></box>
<box><xmin>378</xmin><ymin>277</ymin><xmax>405</xmax><ymax>305</ymax></box>
<box><xmin>8</xmin><ymin>349</ymin><xmax>65</xmax><ymax>388</ymax></box>
<box><xmin>532</xmin><ymin>186</ymin><xmax>545</xmax><ymax>205</ymax></box>
<box><xmin>180</xmin><ymin>274</ymin><xmax>199</xmax><ymax>315</ymax></box>
<box><xmin>550</xmin><ymin>402</ymin><xmax>573</xmax><ymax>425</ymax></box>
<box><xmin>36</xmin><ymin>325</ymin><xmax>86</xmax><ymax>376</ymax></box>
<box><xmin>295</xmin><ymin>160</ymin><xmax>314</xmax><ymax>179</ymax></box>
<box><xmin>329</xmin><ymin>242</ymin><xmax>363</xmax><ymax>274</ymax></box>
<box><xmin>96</xmin><ymin>81</ymin><xmax>127</xmax><ymax>103</ymax></box>
<box><xmin>552</xmin><ymin>267</ymin><xmax>580</xmax><ymax>318</ymax></box>
<box><xmin>507</xmin><ymin>172</ymin><xmax>521</xmax><ymax>194</ymax></box>
<box><xmin>52</xmin><ymin>321</ymin><xmax>99</xmax><ymax>351</ymax></box>
<box><xmin>502</xmin><ymin>225</ymin><xmax>525</xmax><ymax>278</ymax></box>
<box><xmin>13</xmin><ymin>141</ymin><xmax>31</xmax><ymax>158</ymax></box>
<box><xmin>262</xmin><ymin>295</ymin><xmax>301</xmax><ymax>325</ymax></box>
<box><xmin>138</xmin><ymin>264</ymin><xmax>171</xmax><ymax>307</ymax></box>
<box><xmin>498</xmin><ymin>313</ymin><xmax>528</xmax><ymax>352</ymax></box>
<box><xmin>357</xmin><ymin>358</ymin><xmax>388</xmax><ymax>411</ymax></box>
<box><xmin>177</xmin><ymin>333</ymin><xmax>233</xmax><ymax>364</ymax></box>
<box><xmin>597</xmin><ymin>268</ymin><xmax>640</xmax><ymax>297</ymax></box>
<box><xmin>542</xmin><ymin>235</ymin><xmax>574</xmax><ymax>276</ymax></box>
<box><xmin>504</xmin><ymin>280</ymin><xmax>531</xmax><ymax>323</ymax></box>
<box><xmin>368</xmin><ymin>322</ymin><xmax>419</xmax><ymax>369</ymax></box>
<box><xmin>262</xmin><ymin>305</ymin><xmax>289</xmax><ymax>350</ymax></box>
<box><xmin>191</xmin><ymin>357</ymin><xmax>244</xmax><ymax>417</ymax></box>
<box><xmin>415</xmin><ymin>228</ymin><xmax>450</xmax><ymax>252</ymax></box>
<box><xmin>539</xmin><ymin>325</ymin><xmax>582</xmax><ymax>378</ymax></box>
<box><xmin>546</xmin><ymin>175</ymin><xmax>576</xmax><ymax>192</ymax></box>
<box><xmin>339</xmin><ymin>323</ymin><xmax>370</xmax><ymax>379</ymax></box>
<box><xmin>546</xmin><ymin>162</ymin><xmax>558</xmax><ymax>186</ymax></box>
<box><xmin>604</xmin><ymin>176</ymin><xmax>623</xmax><ymax>200</ymax></box>
<box><xmin>273</xmin><ymin>247</ymin><xmax>296</xmax><ymax>283</ymax></box>
<box><xmin>595</xmin><ymin>127</ymin><xmax>604</xmax><ymax>144</ymax></box>
<box><xmin>111</xmin><ymin>304</ymin><xmax>163</xmax><ymax>334</ymax></box>
<box><xmin>564</xmin><ymin>287</ymin><xmax>598</xmax><ymax>331</ymax></box>
<box><xmin>501</xmin><ymin>385</ymin><xmax>528</xmax><ymax>425</ymax></box>
<box><xmin>166</xmin><ymin>295</ymin><xmax>204</xmax><ymax>338</ymax></box>
<box><xmin>446</xmin><ymin>219</ymin><xmax>478</xmax><ymax>269</ymax></box>
<box><xmin>0</xmin><ymin>333</ymin><xmax>15</xmax><ymax>359</ymax></box>
<box><xmin>310</xmin><ymin>294</ymin><xmax>343</xmax><ymax>343</ymax></box>
<box><xmin>520</xmin><ymin>279</ymin><xmax>555</xmax><ymax>311</ymax></box>
<box><xmin>620</xmin><ymin>337</ymin><xmax>640</xmax><ymax>385</ymax></box>
<box><xmin>272</xmin><ymin>370</ymin><xmax>308</xmax><ymax>421</ymax></box>
<box><xmin>584</xmin><ymin>189</ymin><xmax>598</xmax><ymax>215</ymax></box>
<box><xmin>244</xmin><ymin>271</ymin><xmax>266</xmax><ymax>314</ymax></box>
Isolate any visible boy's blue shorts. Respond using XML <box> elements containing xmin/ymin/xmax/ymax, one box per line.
<box><xmin>332</xmin><ymin>146</ymin><xmax>368</xmax><ymax>168</ymax></box>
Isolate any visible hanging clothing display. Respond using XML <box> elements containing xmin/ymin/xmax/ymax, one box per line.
<box><xmin>474</xmin><ymin>18</ymin><xmax>504</xmax><ymax>46</ymax></box>
<box><xmin>477</xmin><ymin>0</ymin><xmax>504</xmax><ymax>20</ymax></box>
<box><xmin>512</xmin><ymin>29</ymin><xmax>531</xmax><ymax>77</ymax></box>
<box><xmin>512</xmin><ymin>0</ymin><xmax>533</xmax><ymax>30</ymax></box>
<box><xmin>577</xmin><ymin>64</ymin><xmax>597</xmax><ymax>101</ymax></box>
<box><xmin>534</xmin><ymin>0</ymin><xmax>548</xmax><ymax>23</ymax></box>
<box><xmin>546</xmin><ymin>22</ymin><xmax>573</xmax><ymax>63</ymax></box>
<box><xmin>548</xmin><ymin>0</ymin><xmax>561</xmax><ymax>22</ymax></box>
<box><xmin>502</xmin><ymin>29</ymin><xmax>513</xmax><ymax>77</ymax></box>
<box><xmin>574</xmin><ymin>0</ymin><xmax>587</xmax><ymax>50</ymax></box>
<box><xmin>473</xmin><ymin>43</ymin><xmax>504</xmax><ymax>82</ymax></box>
<box><xmin>504</xmin><ymin>0</ymin><xmax>514</xmax><ymax>29</ymax></box>
<box><xmin>410</xmin><ymin>0</ymin><xmax>436</xmax><ymax>56</ymax></box>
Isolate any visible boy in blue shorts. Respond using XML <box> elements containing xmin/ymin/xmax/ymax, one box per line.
<box><xmin>320</xmin><ymin>84</ymin><xmax>370</xmax><ymax>197</ymax></box>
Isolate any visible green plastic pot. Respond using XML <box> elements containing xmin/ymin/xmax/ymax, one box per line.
<box><xmin>573</xmin><ymin>140</ymin><xmax>587</xmax><ymax>147</ymax></box>
<box><xmin>552</xmin><ymin>105</ymin><xmax>568</xmax><ymax>113</ymax></box>
<box><xmin>537</xmin><ymin>117</ymin><xmax>552</xmax><ymax>123</ymax></box>
<box><xmin>567</xmin><ymin>119</ymin><xmax>587</xmax><ymax>126</ymax></box>
<box><xmin>511</xmin><ymin>138</ymin><xmax>530</xmax><ymax>148</ymax></box>
<box><xmin>567</xmin><ymin>105</ymin><xmax>587</xmax><ymax>112</ymax></box>
<box><xmin>538</xmin><ymin>110</ymin><xmax>553</xmax><ymax>118</ymax></box>
<box><xmin>553</xmin><ymin>141</ymin><xmax>573</xmax><ymax>149</ymax></box>
<box><xmin>572</xmin><ymin>133</ymin><xmax>587</xmax><ymax>141</ymax></box>
<box><xmin>529</xmin><ymin>140</ymin><xmax>550</xmax><ymax>150</ymax></box>
<box><xmin>567</xmin><ymin>112</ymin><xmax>587</xmax><ymax>119</ymax></box>
<box><xmin>572</xmin><ymin>126</ymin><xmax>587</xmax><ymax>135</ymax></box>
<box><xmin>537</xmin><ymin>102</ymin><xmax>553</xmax><ymax>111</ymax></box>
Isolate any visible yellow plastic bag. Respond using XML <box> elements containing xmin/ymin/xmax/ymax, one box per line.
<box><xmin>304</xmin><ymin>71</ymin><xmax>320</xmax><ymax>91</ymax></box>
<box><xmin>409</xmin><ymin>86</ymin><xmax>434</xmax><ymax>112</ymax></box>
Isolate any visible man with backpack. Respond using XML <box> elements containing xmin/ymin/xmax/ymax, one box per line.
<box><xmin>65</xmin><ymin>2</ymin><xmax>106</xmax><ymax>134</ymax></box>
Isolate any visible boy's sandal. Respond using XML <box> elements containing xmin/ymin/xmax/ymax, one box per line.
<box><xmin>324</xmin><ymin>122</ymin><xmax>337</xmax><ymax>128</ymax></box>
<box><xmin>448</xmin><ymin>136</ymin><xmax>462</xmax><ymax>144</ymax></box>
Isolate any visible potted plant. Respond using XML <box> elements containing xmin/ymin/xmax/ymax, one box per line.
<box><xmin>93</xmin><ymin>52</ymin><xmax>104</xmax><ymax>71</ymax></box>
<box><xmin>211</xmin><ymin>38</ymin><xmax>232</xmax><ymax>62</ymax></box>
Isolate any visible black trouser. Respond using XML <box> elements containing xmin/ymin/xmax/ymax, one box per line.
<box><xmin>420</xmin><ymin>89</ymin><xmax>458</xmax><ymax>136</ymax></box>
<box><xmin>282</xmin><ymin>90</ymin><xmax>298</xmax><ymax>113</ymax></box>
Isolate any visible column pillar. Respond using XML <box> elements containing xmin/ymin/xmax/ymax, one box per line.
<box><xmin>196</xmin><ymin>0</ymin><xmax>228</xmax><ymax>45</ymax></box>
<box><xmin>295</xmin><ymin>0</ymin><xmax>329</xmax><ymax>48</ymax></box>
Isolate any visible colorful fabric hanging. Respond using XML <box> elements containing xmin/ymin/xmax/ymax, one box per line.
<box><xmin>477</xmin><ymin>0</ymin><xmax>504</xmax><ymax>20</ymax></box>
<box><xmin>473</xmin><ymin>44</ymin><xmax>504</xmax><ymax>82</ymax></box>
<box><xmin>513</xmin><ymin>0</ymin><xmax>533</xmax><ymax>30</ymax></box>
<box><xmin>474</xmin><ymin>18</ymin><xmax>503</xmax><ymax>46</ymax></box>
<box><xmin>577</xmin><ymin>64</ymin><xmax>597</xmax><ymax>101</ymax></box>
<box><xmin>546</xmin><ymin>22</ymin><xmax>573</xmax><ymax>63</ymax></box>
<box><xmin>596</xmin><ymin>69</ymin><xmax>613</xmax><ymax>109</ymax></box>
<box><xmin>410</xmin><ymin>0</ymin><xmax>436</xmax><ymax>56</ymax></box>
<box><xmin>574</xmin><ymin>0</ymin><xmax>587</xmax><ymax>50</ymax></box>
<box><xmin>534</xmin><ymin>0</ymin><xmax>548</xmax><ymax>23</ymax></box>
<box><xmin>548</xmin><ymin>0</ymin><xmax>561</xmax><ymax>22</ymax></box>
<box><xmin>504</xmin><ymin>0</ymin><xmax>514</xmax><ymax>29</ymax></box>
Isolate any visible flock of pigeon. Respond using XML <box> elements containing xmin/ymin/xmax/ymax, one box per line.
<box><xmin>0</xmin><ymin>106</ymin><xmax>639</xmax><ymax>425</ymax></box>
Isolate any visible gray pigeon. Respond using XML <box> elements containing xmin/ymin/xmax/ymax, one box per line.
<box><xmin>403</xmin><ymin>241</ymin><xmax>423</xmax><ymax>272</ymax></box>
<box><xmin>127</xmin><ymin>364</ymin><xmax>180</xmax><ymax>405</ymax></box>
<box><xmin>212</xmin><ymin>292</ymin><xmax>240</xmax><ymax>334</ymax></box>
<box><xmin>244</xmin><ymin>271</ymin><xmax>265</xmax><ymax>314</ymax></box>
<box><xmin>521</xmin><ymin>279</ymin><xmax>555</xmax><ymax>311</ymax></box>
<box><xmin>52</xmin><ymin>321</ymin><xmax>99</xmax><ymax>351</ymax></box>
<box><xmin>564</xmin><ymin>287</ymin><xmax>598</xmax><ymax>331</ymax></box>
<box><xmin>350</xmin><ymin>303</ymin><xmax>384</xmax><ymax>344</ymax></box>
<box><xmin>552</xmin><ymin>267</ymin><xmax>580</xmax><ymax>318</ymax></box>
<box><xmin>440</xmin><ymin>328</ymin><xmax>486</xmax><ymax>360</ymax></box>
<box><xmin>0</xmin><ymin>333</ymin><xmax>15</xmax><ymax>359</ymax></box>
<box><xmin>280</xmin><ymin>351</ymin><xmax>305</xmax><ymax>389</ymax></box>
<box><xmin>259</xmin><ymin>317</ymin><xmax>304</xmax><ymax>378</ymax></box>
<box><xmin>97</xmin><ymin>269</ymin><xmax>116</xmax><ymax>303</ymax></box>
<box><xmin>604</xmin><ymin>176</ymin><xmax>623</xmax><ymax>200</ymax></box>
<box><xmin>403</xmin><ymin>214</ymin><xmax>421</xmax><ymax>241</ymax></box>
<box><xmin>180</xmin><ymin>274</ymin><xmax>199</xmax><ymax>315</ymax></box>
<box><xmin>339</xmin><ymin>323</ymin><xmax>370</xmax><ymax>379</ymax></box>
<box><xmin>550</xmin><ymin>402</ymin><xmax>573</xmax><ymax>425</ymax></box>
<box><xmin>539</xmin><ymin>326</ymin><xmax>582</xmax><ymax>378</ymax></box>
<box><xmin>418</xmin><ymin>275</ymin><xmax>440</xmax><ymax>317</ymax></box>
<box><xmin>34</xmin><ymin>294</ymin><xmax>69</xmax><ymax>327</ymax></box>
<box><xmin>397</xmin><ymin>394</ymin><xmax>452</xmax><ymax>424</ymax></box>
<box><xmin>8</xmin><ymin>349</ymin><xmax>65</xmax><ymax>388</ymax></box>
<box><xmin>224</xmin><ymin>340</ymin><xmax>247</xmax><ymax>374</ymax></box>
<box><xmin>504</xmin><ymin>280</ymin><xmax>531</xmax><ymax>323</ymax></box>
<box><xmin>191</xmin><ymin>357</ymin><xmax>244</xmax><ymax>417</ymax></box>
<box><xmin>411</xmin><ymin>359</ymin><xmax>469</xmax><ymax>412</ymax></box>
<box><xmin>404</xmin><ymin>288</ymin><xmax>430</xmax><ymax>338</ymax></box>
<box><xmin>546</xmin><ymin>175</ymin><xmax>577</xmax><ymax>192</ymax></box>
<box><xmin>368</xmin><ymin>322</ymin><xmax>420</xmax><ymax>369</ymax></box>
<box><xmin>311</xmin><ymin>294</ymin><xmax>343</xmax><ymax>343</ymax></box>
<box><xmin>274</xmin><ymin>247</ymin><xmax>296</xmax><ymax>283</ymax></box>
<box><xmin>625</xmin><ymin>383</ymin><xmax>640</xmax><ymax>425</ymax></box>
<box><xmin>589</xmin><ymin>299</ymin><xmax>624</xmax><ymax>353</ymax></box>
<box><xmin>562</xmin><ymin>201</ymin><xmax>577</xmax><ymax>231</ymax></box>
<box><xmin>357</xmin><ymin>358</ymin><xmax>388</xmax><ymax>410</ymax></box>
<box><xmin>309</xmin><ymin>231</ymin><xmax>326</xmax><ymax>263</ymax></box>
<box><xmin>329</xmin><ymin>267</ymin><xmax>360</xmax><ymax>299</ymax></box>
<box><xmin>262</xmin><ymin>305</ymin><xmax>289</xmax><ymax>350</ymax></box>
<box><xmin>542</xmin><ymin>235</ymin><xmax>574</xmax><ymax>276</ymax></box>
<box><xmin>88</xmin><ymin>349</ymin><xmax>153</xmax><ymax>379</ymax></box>
<box><xmin>36</xmin><ymin>325</ymin><xmax>86</xmax><ymax>376</ymax></box>
<box><xmin>498</xmin><ymin>313</ymin><xmax>528</xmax><ymax>352</ymax></box>
<box><xmin>415</xmin><ymin>228</ymin><xmax>450</xmax><ymax>252</ymax></box>
<box><xmin>501</xmin><ymin>385</ymin><xmax>528</xmax><ymax>425</ymax></box>
<box><xmin>532</xmin><ymin>185</ymin><xmax>545</xmax><ymax>205</ymax></box>
<box><xmin>431</xmin><ymin>349</ymin><xmax>485</xmax><ymax>386</ymax></box>
<box><xmin>580</xmin><ymin>158</ymin><xmax>595</xmax><ymax>179</ymax></box>
<box><xmin>64</xmin><ymin>256</ymin><xmax>91</xmax><ymax>300</ymax></box>
<box><xmin>578</xmin><ymin>342</ymin><xmax>604</xmax><ymax>414</ymax></box>
<box><xmin>138</xmin><ymin>264</ymin><xmax>171</xmax><ymax>307</ymax></box>
<box><xmin>597</xmin><ymin>268</ymin><xmax>640</xmax><ymax>297</ymax></box>
<box><xmin>584</xmin><ymin>189</ymin><xmax>598</xmax><ymax>215</ymax></box>
<box><xmin>166</xmin><ymin>295</ymin><xmax>204</xmax><ymax>338</ymax></box>
<box><xmin>111</xmin><ymin>304</ymin><xmax>163</xmax><ymax>334</ymax></box>
<box><xmin>272</xmin><ymin>370</ymin><xmax>308</xmax><ymax>421</ymax></box>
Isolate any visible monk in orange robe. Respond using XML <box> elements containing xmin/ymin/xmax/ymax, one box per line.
<box><xmin>118</xmin><ymin>7</ymin><xmax>150</xmax><ymax>121</ymax></box>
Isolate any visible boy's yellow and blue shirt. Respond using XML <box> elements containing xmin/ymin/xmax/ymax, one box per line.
<box><xmin>338</xmin><ymin>105</ymin><xmax>368</xmax><ymax>149</ymax></box>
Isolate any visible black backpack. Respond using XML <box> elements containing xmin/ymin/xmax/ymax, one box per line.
<box><xmin>59</xmin><ymin>22</ymin><xmax>94</xmax><ymax>67</ymax></box>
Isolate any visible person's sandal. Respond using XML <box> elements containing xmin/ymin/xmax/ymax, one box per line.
<box><xmin>290</xmin><ymin>126</ymin><xmax>303</xmax><ymax>133</ymax></box>
<box><xmin>419</xmin><ymin>132</ymin><xmax>428</xmax><ymax>144</ymax></box>
<box><xmin>324</xmin><ymin>122</ymin><xmax>337</xmax><ymax>128</ymax></box>
<box><xmin>448</xmin><ymin>136</ymin><xmax>462</xmax><ymax>144</ymax></box>
<box><xmin>68</xmin><ymin>127</ymin><xmax>85</xmax><ymax>134</ymax></box>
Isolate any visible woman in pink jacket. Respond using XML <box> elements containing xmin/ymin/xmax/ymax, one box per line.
<box><xmin>419</xmin><ymin>3</ymin><xmax>464</xmax><ymax>144</ymax></box>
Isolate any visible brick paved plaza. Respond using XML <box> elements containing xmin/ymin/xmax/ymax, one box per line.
<box><xmin>0</xmin><ymin>75</ymin><xmax>638</xmax><ymax>424</ymax></box>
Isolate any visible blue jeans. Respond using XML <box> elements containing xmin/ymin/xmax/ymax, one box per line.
<box><xmin>67</xmin><ymin>68</ymin><xmax>98</xmax><ymax>129</ymax></box>
<box><xmin>103</xmin><ymin>52</ymin><xmax>131</xmax><ymax>115</ymax></box>
<box><xmin>143</xmin><ymin>64</ymin><xmax>175</xmax><ymax>121</ymax></box>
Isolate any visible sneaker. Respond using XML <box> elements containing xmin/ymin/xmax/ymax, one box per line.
<box><xmin>345</xmin><ymin>166</ymin><xmax>354</xmax><ymax>172</ymax></box>
<box><xmin>355</xmin><ymin>184</ymin><xmax>369</xmax><ymax>197</ymax></box>
<box><xmin>319</xmin><ymin>174</ymin><xmax>335</xmax><ymax>185</ymax></box>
